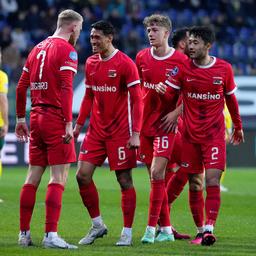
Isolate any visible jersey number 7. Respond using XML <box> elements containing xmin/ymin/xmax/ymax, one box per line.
<box><xmin>36</xmin><ymin>50</ymin><xmax>46</xmax><ymax>80</ymax></box>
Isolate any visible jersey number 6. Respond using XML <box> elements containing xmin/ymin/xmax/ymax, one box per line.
<box><xmin>118</xmin><ymin>147</ymin><xmax>126</xmax><ymax>160</ymax></box>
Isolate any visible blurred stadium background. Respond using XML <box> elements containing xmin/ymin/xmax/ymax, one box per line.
<box><xmin>1</xmin><ymin>0</ymin><xmax>256</xmax><ymax>166</ymax></box>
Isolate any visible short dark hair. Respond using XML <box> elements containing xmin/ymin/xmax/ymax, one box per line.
<box><xmin>172</xmin><ymin>27</ymin><xmax>189</xmax><ymax>48</ymax></box>
<box><xmin>189</xmin><ymin>26</ymin><xmax>215</xmax><ymax>44</ymax></box>
<box><xmin>91</xmin><ymin>20</ymin><xmax>115</xmax><ymax>36</ymax></box>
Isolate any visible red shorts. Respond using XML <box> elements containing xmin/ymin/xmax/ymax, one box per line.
<box><xmin>180</xmin><ymin>139</ymin><xmax>226</xmax><ymax>174</ymax></box>
<box><xmin>29</xmin><ymin>106</ymin><xmax>76</xmax><ymax>166</ymax></box>
<box><xmin>167</xmin><ymin>130</ymin><xmax>182</xmax><ymax>169</ymax></box>
<box><xmin>137</xmin><ymin>133</ymin><xmax>176</xmax><ymax>165</ymax></box>
<box><xmin>78</xmin><ymin>133</ymin><xmax>137</xmax><ymax>171</ymax></box>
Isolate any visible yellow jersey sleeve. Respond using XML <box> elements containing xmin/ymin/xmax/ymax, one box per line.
<box><xmin>0</xmin><ymin>70</ymin><xmax>8</xmax><ymax>94</ymax></box>
<box><xmin>0</xmin><ymin>70</ymin><xmax>8</xmax><ymax>127</ymax></box>
<box><xmin>224</xmin><ymin>104</ymin><xmax>232</xmax><ymax>135</ymax></box>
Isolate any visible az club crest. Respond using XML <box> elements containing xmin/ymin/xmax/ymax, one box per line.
<box><xmin>108</xmin><ymin>70</ymin><xmax>117</xmax><ymax>78</ymax></box>
<box><xmin>213</xmin><ymin>77</ymin><xmax>223</xmax><ymax>85</ymax></box>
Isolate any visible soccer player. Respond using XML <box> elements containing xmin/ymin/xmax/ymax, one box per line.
<box><xmin>163</xmin><ymin>27</ymin><xmax>190</xmax><ymax>205</ymax></box>
<box><xmin>172</xmin><ymin>27</ymin><xmax>190</xmax><ymax>56</ymax></box>
<box><xmin>73</xmin><ymin>20</ymin><xmax>143</xmax><ymax>246</ymax></box>
<box><xmin>161</xmin><ymin>26</ymin><xmax>244</xmax><ymax>246</ymax></box>
<box><xmin>0</xmin><ymin>47</ymin><xmax>9</xmax><ymax>189</ymax></box>
<box><xmin>159</xmin><ymin>27</ymin><xmax>190</xmax><ymax>187</ymax></box>
<box><xmin>135</xmin><ymin>14</ymin><xmax>187</xmax><ymax>244</ymax></box>
<box><xmin>15</xmin><ymin>9</ymin><xmax>83</xmax><ymax>249</ymax></box>
<box><xmin>162</xmin><ymin>27</ymin><xmax>191</xmax><ymax>239</ymax></box>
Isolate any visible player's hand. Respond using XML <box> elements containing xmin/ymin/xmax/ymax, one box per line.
<box><xmin>15</xmin><ymin>122</ymin><xmax>29</xmax><ymax>143</ymax></box>
<box><xmin>155</xmin><ymin>82</ymin><xmax>167</xmax><ymax>95</ymax></box>
<box><xmin>230</xmin><ymin>129</ymin><xmax>244</xmax><ymax>145</ymax></box>
<box><xmin>160</xmin><ymin>111</ymin><xmax>179</xmax><ymax>133</ymax></box>
<box><xmin>225</xmin><ymin>133</ymin><xmax>232</xmax><ymax>144</ymax></box>
<box><xmin>126</xmin><ymin>132</ymin><xmax>140</xmax><ymax>149</ymax></box>
<box><xmin>0</xmin><ymin>124</ymin><xmax>8</xmax><ymax>138</ymax></box>
<box><xmin>62</xmin><ymin>122</ymin><xmax>73</xmax><ymax>144</ymax></box>
<box><xmin>73</xmin><ymin>123</ymin><xmax>82</xmax><ymax>140</ymax></box>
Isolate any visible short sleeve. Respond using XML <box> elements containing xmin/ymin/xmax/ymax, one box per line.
<box><xmin>23</xmin><ymin>49</ymin><xmax>33</xmax><ymax>73</ymax></box>
<box><xmin>123</xmin><ymin>57</ymin><xmax>140</xmax><ymax>88</ymax></box>
<box><xmin>59</xmin><ymin>45</ymin><xmax>78</xmax><ymax>74</ymax></box>
<box><xmin>135</xmin><ymin>53</ymin><xmax>142</xmax><ymax>79</ymax></box>
<box><xmin>165</xmin><ymin>64</ymin><xmax>183</xmax><ymax>90</ymax></box>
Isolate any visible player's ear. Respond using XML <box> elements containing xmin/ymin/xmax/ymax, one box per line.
<box><xmin>165</xmin><ymin>29</ymin><xmax>170</xmax><ymax>38</ymax></box>
<box><xmin>206</xmin><ymin>42</ymin><xmax>212</xmax><ymax>50</ymax></box>
<box><xmin>180</xmin><ymin>40</ymin><xmax>186</xmax><ymax>49</ymax></box>
<box><xmin>72</xmin><ymin>24</ymin><xmax>76</xmax><ymax>33</ymax></box>
<box><xmin>108</xmin><ymin>34</ymin><xmax>113</xmax><ymax>42</ymax></box>
<box><xmin>71</xmin><ymin>22</ymin><xmax>77</xmax><ymax>33</ymax></box>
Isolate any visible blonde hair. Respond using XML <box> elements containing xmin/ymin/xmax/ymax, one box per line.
<box><xmin>143</xmin><ymin>14</ymin><xmax>172</xmax><ymax>31</ymax></box>
<box><xmin>57</xmin><ymin>9</ymin><xmax>83</xmax><ymax>28</ymax></box>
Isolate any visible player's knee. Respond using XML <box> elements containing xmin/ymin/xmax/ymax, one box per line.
<box><xmin>188</xmin><ymin>174</ymin><xmax>203</xmax><ymax>191</ymax></box>
<box><xmin>205</xmin><ymin>177</ymin><xmax>220</xmax><ymax>187</ymax></box>
<box><xmin>151</xmin><ymin>168</ymin><xmax>165</xmax><ymax>180</ymax></box>
<box><xmin>25</xmin><ymin>175</ymin><xmax>41</xmax><ymax>187</ymax></box>
<box><xmin>117</xmin><ymin>176</ymin><xmax>133</xmax><ymax>190</ymax></box>
<box><xmin>189</xmin><ymin>179</ymin><xmax>203</xmax><ymax>191</ymax></box>
<box><xmin>76</xmin><ymin>171</ymin><xmax>92</xmax><ymax>186</ymax></box>
<box><xmin>189</xmin><ymin>184</ymin><xmax>201</xmax><ymax>191</ymax></box>
<box><xmin>120</xmin><ymin>183</ymin><xmax>133</xmax><ymax>190</ymax></box>
<box><xmin>116</xmin><ymin>172</ymin><xmax>133</xmax><ymax>189</ymax></box>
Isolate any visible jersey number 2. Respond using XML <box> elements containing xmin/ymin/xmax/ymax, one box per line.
<box><xmin>211</xmin><ymin>147</ymin><xmax>219</xmax><ymax>160</ymax></box>
<box><xmin>36</xmin><ymin>50</ymin><xmax>46</xmax><ymax>80</ymax></box>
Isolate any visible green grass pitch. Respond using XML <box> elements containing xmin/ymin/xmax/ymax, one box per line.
<box><xmin>0</xmin><ymin>166</ymin><xmax>255</xmax><ymax>256</ymax></box>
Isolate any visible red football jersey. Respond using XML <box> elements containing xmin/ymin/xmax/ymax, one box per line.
<box><xmin>23</xmin><ymin>36</ymin><xmax>78</xmax><ymax>108</ymax></box>
<box><xmin>84</xmin><ymin>49</ymin><xmax>140</xmax><ymax>139</ymax></box>
<box><xmin>166</xmin><ymin>57</ymin><xmax>237</xmax><ymax>143</ymax></box>
<box><xmin>136</xmin><ymin>47</ymin><xmax>187</xmax><ymax>136</ymax></box>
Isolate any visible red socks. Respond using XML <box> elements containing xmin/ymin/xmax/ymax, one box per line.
<box><xmin>189</xmin><ymin>190</ymin><xmax>204</xmax><ymax>228</ymax></box>
<box><xmin>167</xmin><ymin>167</ymin><xmax>188</xmax><ymax>205</ymax></box>
<box><xmin>205</xmin><ymin>186</ymin><xmax>221</xmax><ymax>226</ymax></box>
<box><xmin>121</xmin><ymin>187</ymin><xmax>136</xmax><ymax>228</ymax></box>
<box><xmin>165</xmin><ymin>170</ymin><xmax>175</xmax><ymax>186</ymax></box>
<box><xmin>79</xmin><ymin>181</ymin><xmax>100</xmax><ymax>218</ymax></box>
<box><xmin>158</xmin><ymin>189</ymin><xmax>171</xmax><ymax>227</ymax></box>
<box><xmin>148</xmin><ymin>179</ymin><xmax>166</xmax><ymax>227</ymax></box>
<box><xmin>189</xmin><ymin>186</ymin><xmax>221</xmax><ymax>228</ymax></box>
<box><xmin>45</xmin><ymin>183</ymin><xmax>64</xmax><ymax>232</ymax></box>
<box><xmin>20</xmin><ymin>184</ymin><xmax>37</xmax><ymax>231</ymax></box>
